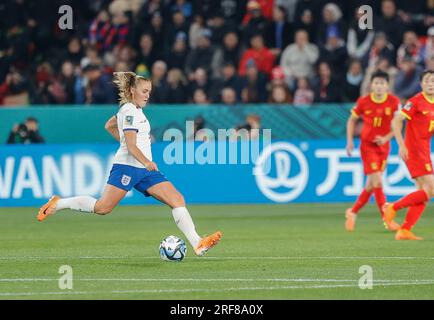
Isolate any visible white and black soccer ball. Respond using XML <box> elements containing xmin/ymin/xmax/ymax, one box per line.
<box><xmin>159</xmin><ymin>235</ymin><xmax>187</xmax><ymax>262</ymax></box>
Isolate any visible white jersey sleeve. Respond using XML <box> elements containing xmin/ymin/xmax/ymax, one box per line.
<box><xmin>113</xmin><ymin>103</ymin><xmax>153</xmax><ymax>168</ymax></box>
<box><xmin>119</xmin><ymin>103</ymin><xmax>139</xmax><ymax>132</ymax></box>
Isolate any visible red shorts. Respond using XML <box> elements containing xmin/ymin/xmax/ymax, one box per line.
<box><xmin>405</xmin><ymin>148</ymin><xmax>433</xmax><ymax>179</ymax></box>
<box><xmin>360</xmin><ymin>142</ymin><xmax>389</xmax><ymax>175</ymax></box>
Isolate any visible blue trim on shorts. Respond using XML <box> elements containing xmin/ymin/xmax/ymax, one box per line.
<box><xmin>123</xmin><ymin>128</ymin><xmax>138</xmax><ymax>132</ymax></box>
<box><xmin>107</xmin><ymin>164</ymin><xmax>168</xmax><ymax>197</ymax></box>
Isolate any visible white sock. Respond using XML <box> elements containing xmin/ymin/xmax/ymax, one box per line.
<box><xmin>172</xmin><ymin>207</ymin><xmax>201</xmax><ymax>248</ymax></box>
<box><xmin>56</xmin><ymin>196</ymin><xmax>97</xmax><ymax>213</ymax></box>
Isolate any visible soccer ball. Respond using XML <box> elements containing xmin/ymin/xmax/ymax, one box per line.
<box><xmin>159</xmin><ymin>235</ymin><xmax>187</xmax><ymax>262</ymax></box>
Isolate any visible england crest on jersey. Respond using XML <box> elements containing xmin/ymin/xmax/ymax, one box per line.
<box><xmin>121</xmin><ymin>174</ymin><xmax>131</xmax><ymax>186</ymax></box>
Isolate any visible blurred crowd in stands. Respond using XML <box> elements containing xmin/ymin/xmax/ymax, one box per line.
<box><xmin>1</xmin><ymin>0</ymin><xmax>434</xmax><ymax>107</ymax></box>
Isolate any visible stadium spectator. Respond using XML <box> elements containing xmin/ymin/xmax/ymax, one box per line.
<box><xmin>2</xmin><ymin>0</ymin><xmax>434</xmax><ymax>106</ymax></box>
<box><xmin>240</xmin><ymin>59</ymin><xmax>268</xmax><ymax>103</ymax></box>
<box><xmin>425</xmin><ymin>56</ymin><xmax>434</xmax><ymax>71</ymax></box>
<box><xmin>280</xmin><ymin>29</ymin><xmax>319</xmax><ymax>86</ymax></box>
<box><xmin>145</xmin><ymin>11</ymin><xmax>166</xmax><ymax>55</ymax></box>
<box><xmin>268</xmin><ymin>84</ymin><xmax>292</xmax><ymax>104</ymax></box>
<box><xmin>394</xmin><ymin>55</ymin><xmax>423</xmax><ymax>99</ymax></box>
<box><xmin>88</xmin><ymin>9</ymin><xmax>111</xmax><ymax>53</ymax></box>
<box><xmin>149</xmin><ymin>60</ymin><xmax>169</xmax><ymax>104</ymax></box>
<box><xmin>276</xmin><ymin>0</ymin><xmax>298</xmax><ymax>23</ymax></box>
<box><xmin>361</xmin><ymin>57</ymin><xmax>398</xmax><ymax>95</ymax></box>
<box><xmin>342</xmin><ymin>59</ymin><xmax>364</xmax><ymax>102</ymax></box>
<box><xmin>313</xmin><ymin>61</ymin><xmax>341</xmax><ymax>103</ymax></box>
<box><xmin>269</xmin><ymin>66</ymin><xmax>286</xmax><ymax>87</ymax></box>
<box><xmin>346</xmin><ymin>6</ymin><xmax>375</xmax><ymax>60</ymax></box>
<box><xmin>421</xmin><ymin>26</ymin><xmax>434</xmax><ymax>64</ymax></box>
<box><xmin>293</xmin><ymin>77</ymin><xmax>314</xmax><ymax>106</ymax></box>
<box><xmin>171</xmin><ymin>0</ymin><xmax>193</xmax><ymax>21</ymax></box>
<box><xmin>185</xmin><ymin>29</ymin><xmax>217</xmax><ymax>78</ymax></box>
<box><xmin>80</xmin><ymin>45</ymin><xmax>103</xmax><ymax>70</ymax></box>
<box><xmin>103</xmin><ymin>11</ymin><xmax>130</xmax><ymax>52</ymax></box>
<box><xmin>396</xmin><ymin>0</ymin><xmax>434</xmax><ymax>35</ymax></box>
<box><xmin>63</xmin><ymin>37</ymin><xmax>84</xmax><ymax>66</ymax></box>
<box><xmin>136</xmin><ymin>33</ymin><xmax>158</xmax><ymax>72</ymax></box>
<box><xmin>210</xmin><ymin>63</ymin><xmax>242</xmax><ymax>102</ymax></box>
<box><xmin>189</xmin><ymin>14</ymin><xmax>207</xmax><ymax>49</ymax></box>
<box><xmin>241</xmin><ymin>0</ymin><xmax>269</xmax><ymax>45</ymax></box>
<box><xmin>208</xmin><ymin>13</ymin><xmax>236</xmax><ymax>45</ymax></box>
<box><xmin>82</xmin><ymin>64</ymin><xmax>117</xmax><ymax>104</ymax></box>
<box><xmin>166</xmin><ymin>32</ymin><xmax>189</xmax><ymax>70</ymax></box>
<box><xmin>364</xmin><ymin>32</ymin><xmax>395</xmax><ymax>69</ymax></box>
<box><xmin>32</xmin><ymin>62</ymin><xmax>67</xmax><ymax>105</ymax></box>
<box><xmin>375</xmin><ymin>0</ymin><xmax>406</xmax><ymax>50</ymax></box>
<box><xmin>235</xmin><ymin>114</ymin><xmax>261</xmax><ymax>140</ymax></box>
<box><xmin>294</xmin><ymin>2</ymin><xmax>318</xmax><ymax>43</ymax></box>
<box><xmin>59</xmin><ymin>61</ymin><xmax>77</xmax><ymax>104</ymax></box>
<box><xmin>216</xmin><ymin>0</ymin><xmax>247</xmax><ymax>24</ymax></box>
<box><xmin>265</xmin><ymin>5</ymin><xmax>293</xmax><ymax>58</ymax></box>
<box><xmin>211</xmin><ymin>32</ymin><xmax>241</xmax><ymax>77</ymax></box>
<box><xmin>138</xmin><ymin>0</ymin><xmax>164</xmax><ymax>23</ymax></box>
<box><xmin>239</xmin><ymin>34</ymin><xmax>276</xmax><ymax>77</ymax></box>
<box><xmin>192</xmin><ymin>88</ymin><xmax>209</xmax><ymax>104</ymax></box>
<box><xmin>319</xmin><ymin>29</ymin><xmax>348</xmax><ymax>77</ymax></box>
<box><xmin>166</xmin><ymin>10</ymin><xmax>190</xmax><ymax>54</ymax></box>
<box><xmin>188</xmin><ymin>68</ymin><xmax>212</xmax><ymax>99</ymax></box>
<box><xmin>396</xmin><ymin>30</ymin><xmax>423</xmax><ymax>67</ymax></box>
<box><xmin>6</xmin><ymin>117</ymin><xmax>45</xmax><ymax>144</ymax></box>
<box><xmin>0</xmin><ymin>68</ymin><xmax>29</xmax><ymax>106</ymax></box>
<box><xmin>221</xmin><ymin>87</ymin><xmax>238</xmax><ymax>105</ymax></box>
<box><xmin>166</xmin><ymin>68</ymin><xmax>188</xmax><ymax>103</ymax></box>
<box><xmin>317</xmin><ymin>3</ymin><xmax>347</xmax><ymax>47</ymax></box>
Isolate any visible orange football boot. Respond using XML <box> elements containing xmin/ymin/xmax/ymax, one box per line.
<box><xmin>383</xmin><ymin>219</ymin><xmax>400</xmax><ymax>231</ymax></box>
<box><xmin>395</xmin><ymin>229</ymin><xmax>423</xmax><ymax>240</ymax></box>
<box><xmin>194</xmin><ymin>231</ymin><xmax>222</xmax><ymax>256</ymax></box>
<box><xmin>382</xmin><ymin>202</ymin><xmax>396</xmax><ymax>224</ymax></box>
<box><xmin>37</xmin><ymin>196</ymin><xmax>60</xmax><ymax>221</ymax></box>
<box><xmin>345</xmin><ymin>208</ymin><xmax>357</xmax><ymax>232</ymax></box>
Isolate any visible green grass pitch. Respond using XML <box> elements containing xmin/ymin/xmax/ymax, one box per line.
<box><xmin>1</xmin><ymin>203</ymin><xmax>434</xmax><ymax>299</ymax></box>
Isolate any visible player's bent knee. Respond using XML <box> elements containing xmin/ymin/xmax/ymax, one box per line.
<box><xmin>169</xmin><ymin>192</ymin><xmax>185</xmax><ymax>208</ymax></box>
<box><xmin>424</xmin><ymin>187</ymin><xmax>434</xmax><ymax>198</ymax></box>
<box><xmin>372</xmin><ymin>181</ymin><xmax>382</xmax><ymax>188</ymax></box>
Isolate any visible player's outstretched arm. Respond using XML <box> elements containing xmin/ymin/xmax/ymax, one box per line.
<box><xmin>346</xmin><ymin>114</ymin><xmax>357</xmax><ymax>156</ymax></box>
<box><xmin>391</xmin><ymin>112</ymin><xmax>408</xmax><ymax>161</ymax></box>
<box><xmin>124</xmin><ymin>130</ymin><xmax>158</xmax><ymax>171</ymax></box>
<box><xmin>105</xmin><ymin>116</ymin><xmax>120</xmax><ymax>142</ymax></box>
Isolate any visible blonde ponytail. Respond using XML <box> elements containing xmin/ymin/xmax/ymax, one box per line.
<box><xmin>113</xmin><ymin>71</ymin><xmax>150</xmax><ymax>105</ymax></box>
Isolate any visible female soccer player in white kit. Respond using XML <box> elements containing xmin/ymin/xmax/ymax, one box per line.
<box><xmin>37</xmin><ymin>72</ymin><xmax>222</xmax><ymax>256</ymax></box>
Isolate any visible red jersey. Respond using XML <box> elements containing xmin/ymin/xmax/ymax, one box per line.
<box><xmin>352</xmin><ymin>93</ymin><xmax>400</xmax><ymax>144</ymax></box>
<box><xmin>401</xmin><ymin>92</ymin><xmax>434</xmax><ymax>144</ymax></box>
<box><xmin>400</xmin><ymin>92</ymin><xmax>434</xmax><ymax>177</ymax></box>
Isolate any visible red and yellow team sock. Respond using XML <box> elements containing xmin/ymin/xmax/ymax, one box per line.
<box><xmin>393</xmin><ymin>190</ymin><xmax>429</xmax><ymax>211</ymax></box>
<box><xmin>373</xmin><ymin>187</ymin><xmax>386</xmax><ymax>218</ymax></box>
<box><xmin>352</xmin><ymin>189</ymin><xmax>372</xmax><ymax>214</ymax></box>
<box><xmin>401</xmin><ymin>203</ymin><xmax>426</xmax><ymax>231</ymax></box>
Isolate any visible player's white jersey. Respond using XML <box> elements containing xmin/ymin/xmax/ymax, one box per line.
<box><xmin>113</xmin><ymin>102</ymin><xmax>152</xmax><ymax>168</ymax></box>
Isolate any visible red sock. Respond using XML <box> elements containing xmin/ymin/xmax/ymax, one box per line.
<box><xmin>352</xmin><ymin>189</ymin><xmax>372</xmax><ymax>214</ymax></box>
<box><xmin>373</xmin><ymin>187</ymin><xmax>386</xmax><ymax>218</ymax></box>
<box><xmin>393</xmin><ymin>190</ymin><xmax>429</xmax><ymax>211</ymax></box>
<box><xmin>402</xmin><ymin>203</ymin><xmax>426</xmax><ymax>231</ymax></box>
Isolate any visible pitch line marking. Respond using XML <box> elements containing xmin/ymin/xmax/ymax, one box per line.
<box><xmin>1</xmin><ymin>278</ymin><xmax>434</xmax><ymax>283</ymax></box>
<box><xmin>2</xmin><ymin>256</ymin><xmax>434</xmax><ymax>261</ymax></box>
<box><xmin>1</xmin><ymin>281</ymin><xmax>434</xmax><ymax>297</ymax></box>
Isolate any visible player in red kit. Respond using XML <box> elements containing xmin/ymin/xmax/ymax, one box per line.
<box><xmin>383</xmin><ymin>70</ymin><xmax>434</xmax><ymax>240</ymax></box>
<box><xmin>345</xmin><ymin>71</ymin><xmax>401</xmax><ymax>232</ymax></box>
